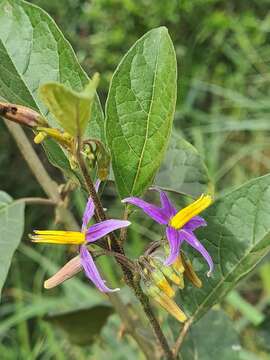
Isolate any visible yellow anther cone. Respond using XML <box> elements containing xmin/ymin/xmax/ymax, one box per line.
<box><xmin>30</xmin><ymin>230</ymin><xmax>85</xmax><ymax>245</ymax></box>
<box><xmin>170</xmin><ymin>194</ymin><xmax>212</xmax><ymax>230</ymax></box>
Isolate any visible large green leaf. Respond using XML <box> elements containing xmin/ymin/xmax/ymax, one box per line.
<box><xmin>155</xmin><ymin>131</ymin><xmax>211</xmax><ymax>198</ymax></box>
<box><xmin>46</xmin><ymin>304</ymin><xmax>114</xmax><ymax>346</ymax></box>
<box><xmin>0</xmin><ymin>0</ymin><xmax>104</xmax><ymax>171</ymax></box>
<box><xmin>179</xmin><ymin>310</ymin><xmax>241</xmax><ymax>360</ymax></box>
<box><xmin>105</xmin><ymin>27</ymin><xmax>177</xmax><ymax>198</ymax></box>
<box><xmin>177</xmin><ymin>174</ymin><xmax>270</xmax><ymax>320</ymax></box>
<box><xmin>0</xmin><ymin>191</ymin><xmax>24</xmax><ymax>297</ymax></box>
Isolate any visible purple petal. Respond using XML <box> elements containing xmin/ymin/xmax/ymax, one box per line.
<box><xmin>183</xmin><ymin>216</ymin><xmax>207</xmax><ymax>232</ymax></box>
<box><xmin>164</xmin><ymin>226</ymin><xmax>182</xmax><ymax>266</ymax></box>
<box><xmin>150</xmin><ymin>187</ymin><xmax>176</xmax><ymax>218</ymax></box>
<box><xmin>179</xmin><ymin>229</ymin><xmax>214</xmax><ymax>276</ymax></box>
<box><xmin>122</xmin><ymin>197</ymin><xmax>169</xmax><ymax>224</ymax></box>
<box><xmin>81</xmin><ymin>180</ymin><xmax>101</xmax><ymax>231</ymax></box>
<box><xmin>80</xmin><ymin>245</ymin><xmax>119</xmax><ymax>292</ymax></box>
<box><xmin>86</xmin><ymin>219</ymin><xmax>131</xmax><ymax>242</ymax></box>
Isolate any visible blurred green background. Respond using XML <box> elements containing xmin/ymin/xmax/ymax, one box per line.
<box><xmin>1</xmin><ymin>0</ymin><xmax>270</xmax><ymax>359</ymax></box>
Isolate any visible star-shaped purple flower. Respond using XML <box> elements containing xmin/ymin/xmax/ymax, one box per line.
<box><xmin>122</xmin><ymin>188</ymin><xmax>213</xmax><ymax>276</ymax></box>
<box><xmin>31</xmin><ymin>180</ymin><xmax>130</xmax><ymax>292</ymax></box>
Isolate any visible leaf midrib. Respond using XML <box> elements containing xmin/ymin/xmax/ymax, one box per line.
<box><xmin>130</xmin><ymin>31</ymin><xmax>162</xmax><ymax>195</ymax></box>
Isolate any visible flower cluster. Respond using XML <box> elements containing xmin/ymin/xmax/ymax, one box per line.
<box><xmin>30</xmin><ymin>182</ymin><xmax>213</xmax><ymax>308</ymax></box>
<box><xmin>139</xmin><ymin>245</ymin><xmax>203</xmax><ymax>322</ymax></box>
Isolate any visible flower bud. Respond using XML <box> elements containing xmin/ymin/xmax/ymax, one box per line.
<box><xmin>150</xmin><ymin>257</ymin><xmax>184</xmax><ymax>289</ymax></box>
<box><xmin>143</xmin><ymin>281</ymin><xmax>187</xmax><ymax>323</ymax></box>
<box><xmin>44</xmin><ymin>255</ymin><xmax>82</xmax><ymax>289</ymax></box>
<box><xmin>34</xmin><ymin>127</ymin><xmax>73</xmax><ymax>150</ymax></box>
<box><xmin>181</xmin><ymin>254</ymin><xmax>202</xmax><ymax>288</ymax></box>
<box><xmin>0</xmin><ymin>102</ymin><xmax>47</xmax><ymax>127</ymax></box>
<box><xmin>150</xmin><ymin>267</ymin><xmax>175</xmax><ymax>298</ymax></box>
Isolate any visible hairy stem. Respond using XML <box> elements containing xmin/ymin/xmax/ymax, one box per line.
<box><xmin>76</xmin><ymin>144</ymin><xmax>173</xmax><ymax>359</ymax></box>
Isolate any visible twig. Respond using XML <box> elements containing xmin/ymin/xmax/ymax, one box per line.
<box><xmin>15</xmin><ymin>197</ymin><xmax>56</xmax><ymax>206</ymax></box>
<box><xmin>94</xmin><ymin>249</ymin><xmax>137</xmax><ymax>272</ymax></box>
<box><xmin>173</xmin><ymin>318</ymin><xmax>193</xmax><ymax>358</ymax></box>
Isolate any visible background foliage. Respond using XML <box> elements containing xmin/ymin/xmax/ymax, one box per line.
<box><xmin>0</xmin><ymin>0</ymin><xmax>270</xmax><ymax>359</ymax></box>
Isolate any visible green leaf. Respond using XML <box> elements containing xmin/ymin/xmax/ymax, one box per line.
<box><xmin>105</xmin><ymin>27</ymin><xmax>177</xmax><ymax>198</ymax></box>
<box><xmin>177</xmin><ymin>174</ymin><xmax>270</xmax><ymax>320</ymax></box>
<box><xmin>179</xmin><ymin>310</ymin><xmax>241</xmax><ymax>360</ymax></box>
<box><xmin>39</xmin><ymin>74</ymin><xmax>99</xmax><ymax>136</ymax></box>
<box><xmin>0</xmin><ymin>192</ymin><xmax>24</xmax><ymax>297</ymax></box>
<box><xmin>45</xmin><ymin>304</ymin><xmax>114</xmax><ymax>346</ymax></box>
<box><xmin>0</xmin><ymin>0</ymin><xmax>104</xmax><ymax>171</ymax></box>
<box><xmin>155</xmin><ymin>132</ymin><xmax>211</xmax><ymax>198</ymax></box>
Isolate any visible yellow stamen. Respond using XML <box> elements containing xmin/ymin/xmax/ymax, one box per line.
<box><xmin>30</xmin><ymin>230</ymin><xmax>85</xmax><ymax>245</ymax></box>
<box><xmin>169</xmin><ymin>194</ymin><xmax>213</xmax><ymax>229</ymax></box>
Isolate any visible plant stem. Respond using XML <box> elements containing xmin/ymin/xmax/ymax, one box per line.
<box><xmin>173</xmin><ymin>318</ymin><xmax>193</xmax><ymax>358</ymax></box>
<box><xmin>76</xmin><ymin>145</ymin><xmax>173</xmax><ymax>359</ymax></box>
<box><xmin>15</xmin><ymin>197</ymin><xmax>56</xmax><ymax>206</ymax></box>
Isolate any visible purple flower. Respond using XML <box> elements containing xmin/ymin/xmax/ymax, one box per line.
<box><xmin>31</xmin><ymin>180</ymin><xmax>130</xmax><ymax>292</ymax></box>
<box><xmin>122</xmin><ymin>188</ymin><xmax>213</xmax><ymax>276</ymax></box>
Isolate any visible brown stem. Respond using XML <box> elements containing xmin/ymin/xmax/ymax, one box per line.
<box><xmin>77</xmin><ymin>150</ymin><xmax>106</xmax><ymax>222</ymax></box>
<box><xmin>94</xmin><ymin>249</ymin><xmax>137</xmax><ymax>272</ymax></box>
<box><xmin>0</xmin><ymin>102</ymin><xmax>47</xmax><ymax>127</ymax></box>
<box><xmin>76</xmin><ymin>143</ymin><xmax>173</xmax><ymax>359</ymax></box>
<box><xmin>76</xmin><ymin>141</ymin><xmax>123</xmax><ymax>253</ymax></box>
<box><xmin>173</xmin><ymin>318</ymin><xmax>193</xmax><ymax>358</ymax></box>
